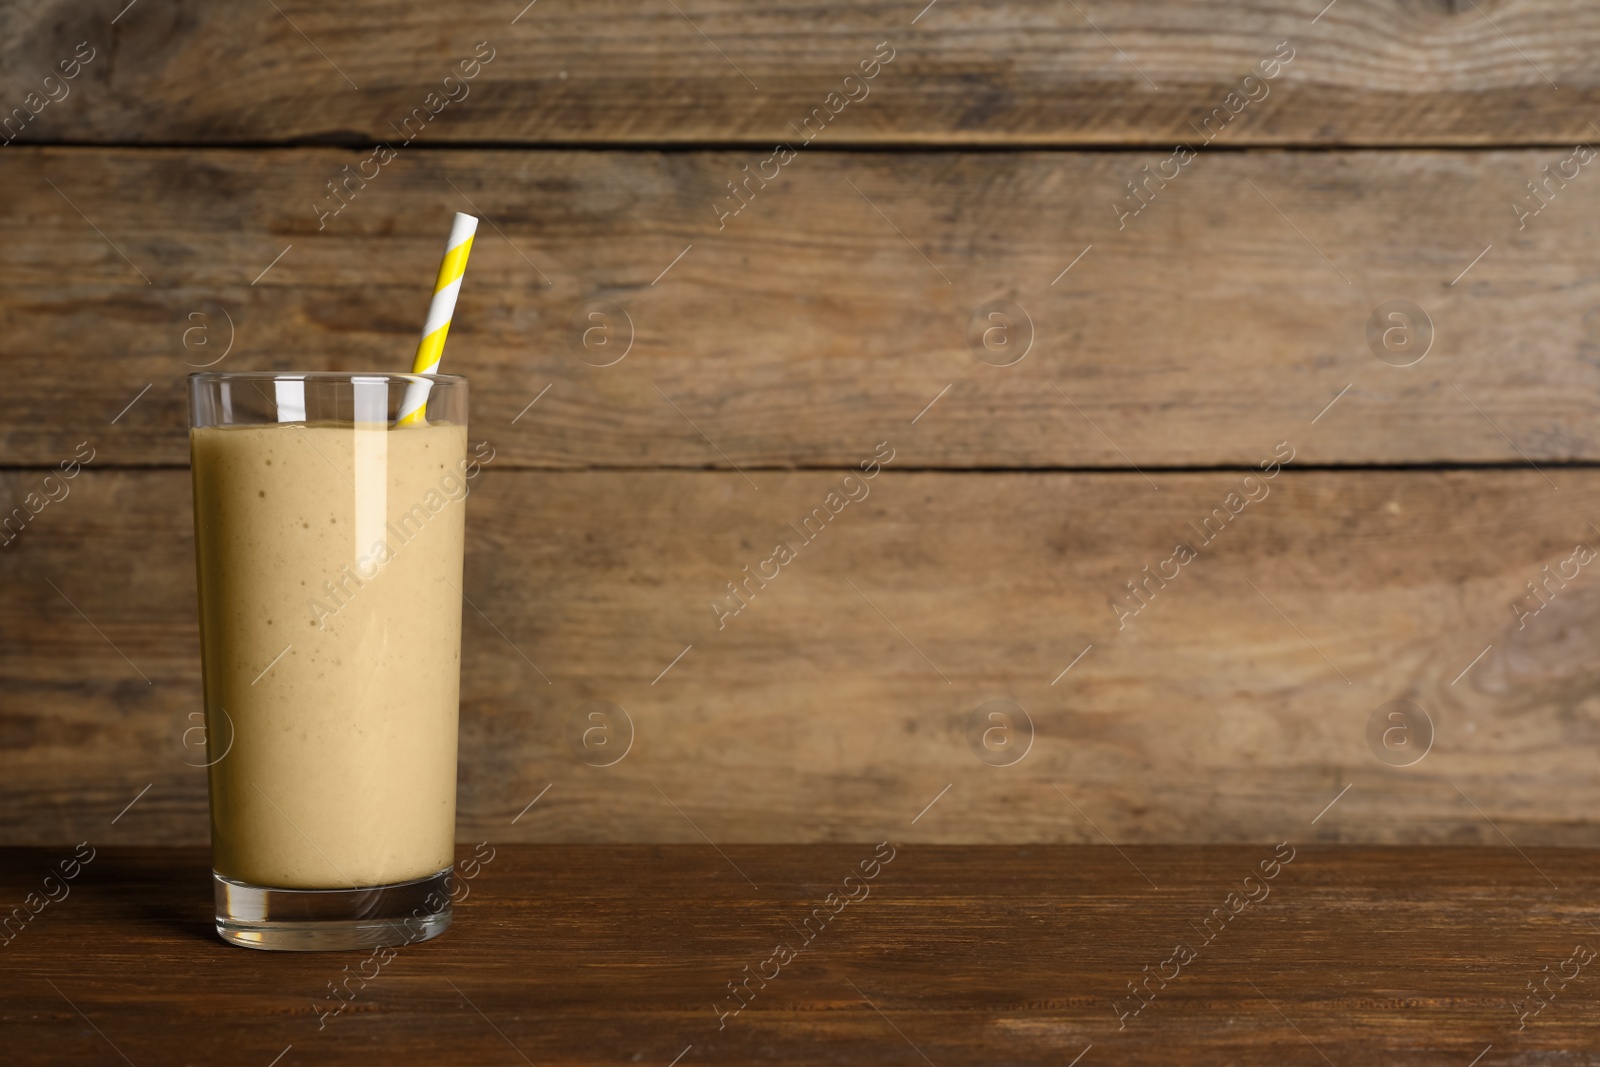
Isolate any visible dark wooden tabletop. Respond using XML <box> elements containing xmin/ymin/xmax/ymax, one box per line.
<box><xmin>3</xmin><ymin>844</ymin><xmax>1598</xmax><ymax>1066</ymax></box>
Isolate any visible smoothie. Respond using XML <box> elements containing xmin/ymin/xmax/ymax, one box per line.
<box><xmin>191</xmin><ymin>420</ymin><xmax>467</xmax><ymax>889</ymax></box>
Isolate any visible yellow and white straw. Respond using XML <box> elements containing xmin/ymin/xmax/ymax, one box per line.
<box><xmin>397</xmin><ymin>211</ymin><xmax>477</xmax><ymax>426</ymax></box>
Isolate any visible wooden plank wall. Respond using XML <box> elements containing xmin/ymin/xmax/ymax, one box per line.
<box><xmin>3</xmin><ymin>0</ymin><xmax>1598</xmax><ymax>846</ymax></box>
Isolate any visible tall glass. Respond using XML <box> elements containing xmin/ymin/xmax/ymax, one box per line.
<box><xmin>188</xmin><ymin>372</ymin><xmax>469</xmax><ymax>951</ymax></box>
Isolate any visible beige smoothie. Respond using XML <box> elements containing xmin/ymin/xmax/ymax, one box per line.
<box><xmin>191</xmin><ymin>420</ymin><xmax>467</xmax><ymax>889</ymax></box>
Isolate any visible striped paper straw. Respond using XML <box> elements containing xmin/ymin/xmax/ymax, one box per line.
<box><xmin>397</xmin><ymin>211</ymin><xmax>478</xmax><ymax>426</ymax></box>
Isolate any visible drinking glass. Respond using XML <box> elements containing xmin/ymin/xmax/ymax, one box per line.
<box><xmin>188</xmin><ymin>371</ymin><xmax>468</xmax><ymax>950</ymax></box>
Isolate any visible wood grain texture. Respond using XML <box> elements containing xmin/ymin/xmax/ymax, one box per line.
<box><xmin>4</xmin><ymin>467</ymin><xmax>1598</xmax><ymax>847</ymax></box>
<box><xmin>3</xmin><ymin>845</ymin><xmax>1599</xmax><ymax>1065</ymax></box>
<box><xmin>6</xmin><ymin>147</ymin><xmax>1600</xmax><ymax>468</ymax></box>
<box><xmin>4</xmin><ymin>1</ymin><xmax>1600</xmax><ymax>145</ymax></box>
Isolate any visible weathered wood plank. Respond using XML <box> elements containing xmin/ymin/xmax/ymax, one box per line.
<box><xmin>3</xmin><ymin>467</ymin><xmax>1596</xmax><ymax>845</ymax></box>
<box><xmin>4</xmin><ymin>1</ymin><xmax>1600</xmax><ymax>145</ymax></box>
<box><xmin>4</xmin><ymin>147</ymin><xmax>1600</xmax><ymax>468</ymax></box>
<box><xmin>2</xmin><ymin>845</ymin><xmax>1598</xmax><ymax>1065</ymax></box>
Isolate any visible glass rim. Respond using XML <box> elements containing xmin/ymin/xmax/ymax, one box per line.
<box><xmin>188</xmin><ymin>371</ymin><xmax>467</xmax><ymax>385</ymax></box>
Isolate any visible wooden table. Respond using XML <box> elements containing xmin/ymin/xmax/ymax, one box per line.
<box><xmin>3</xmin><ymin>845</ymin><xmax>1598</xmax><ymax>1065</ymax></box>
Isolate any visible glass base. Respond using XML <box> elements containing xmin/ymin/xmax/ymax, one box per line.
<box><xmin>213</xmin><ymin>867</ymin><xmax>453</xmax><ymax>951</ymax></box>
